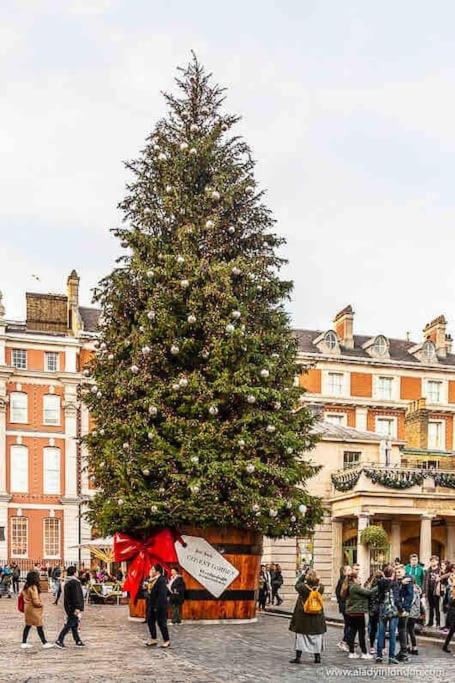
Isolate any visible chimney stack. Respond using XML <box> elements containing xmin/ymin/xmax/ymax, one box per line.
<box><xmin>333</xmin><ymin>305</ymin><xmax>354</xmax><ymax>349</ymax></box>
<box><xmin>423</xmin><ymin>315</ymin><xmax>448</xmax><ymax>358</ymax></box>
<box><xmin>404</xmin><ymin>398</ymin><xmax>429</xmax><ymax>449</ymax></box>
<box><xmin>67</xmin><ymin>270</ymin><xmax>81</xmax><ymax>335</ymax></box>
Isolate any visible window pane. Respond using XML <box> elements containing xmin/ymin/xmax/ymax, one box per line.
<box><xmin>12</xmin><ymin>349</ymin><xmax>27</xmax><ymax>369</ymax></box>
<box><xmin>428</xmin><ymin>422</ymin><xmax>443</xmax><ymax>449</ymax></box>
<box><xmin>427</xmin><ymin>381</ymin><xmax>441</xmax><ymax>403</ymax></box>
<box><xmin>10</xmin><ymin>446</ymin><xmax>28</xmax><ymax>492</ymax></box>
<box><xmin>11</xmin><ymin>517</ymin><xmax>28</xmax><ymax>557</ymax></box>
<box><xmin>327</xmin><ymin>373</ymin><xmax>343</xmax><ymax>395</ymax></box>
<box><xmin>343</xmin><ymin>451</ymin><xmax>361</xmax><ymax>469</ymax></box>
<box><xmin>45</xmin><ymin>352</ymin><xmax>59</xmax><ymax>372</ymax></box>
<box><xmin>43</xmin><ymin>395</ymin><xmax>60</xmax><ymax>425</ymax></box>
<box><xmin>44</xmin><ymin>518</ymin><xmax>60</xmax><ymax>557</ymax></box>
<box><xmin>10</xmin><ymin>392</ymin><xmax>27</xmax><ymax>423</ymax></box>
<box><xmin>376</xmin><ymin>418</ymin><xmax>394</xmax><ymax>437</ymax></box>
<box><xmin>325</xmin><ymin>414</ymin><xmax>344</xmax><ymax>425</ymax></box>
<box><xmin>43</xmin><ymin>447</ymin><xmax>60</xmax><ymax>494</ymax></box>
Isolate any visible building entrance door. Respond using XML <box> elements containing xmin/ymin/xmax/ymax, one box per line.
<box><xmin>342</xmin><ymin>537</ymin><xmax>357</xmax><ymax>566</ymax></box>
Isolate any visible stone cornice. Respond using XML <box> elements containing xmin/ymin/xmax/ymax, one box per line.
<box><xmin>297</xmin><ymin>351</ymin><xmax>455</xmax><ymax>374</ymax></box>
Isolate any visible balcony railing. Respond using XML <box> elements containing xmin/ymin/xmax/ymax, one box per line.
<box><xmin>331</xmin><ymin>463</ymin><xmax>455</xmax><ymax>493</ymax></box>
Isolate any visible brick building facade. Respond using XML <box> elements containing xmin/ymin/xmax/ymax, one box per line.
<box><xmin>0</xmin><ymin>272</ymin><xmax>98</xmax><ymax>567</ymax></box>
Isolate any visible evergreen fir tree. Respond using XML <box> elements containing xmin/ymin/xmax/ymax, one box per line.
<box><xmin>84</xmin><ymin>55</ymin><xmax>323</xmax><ymax>539</ymax></box>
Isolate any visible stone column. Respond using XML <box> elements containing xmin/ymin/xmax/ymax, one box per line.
<box><xmin>0</xmin><ymin>388</ymin><xmax>7</xmax><ymax>493</ymax></box>
<box><xmin>357</xmin><ymin>513</ymin><xmax>370</xmax><ymax>583</ymax></box>
<box><xmin>61</xmin><ymin>500</ymin><xmax>80</xmax><ymax>563</ymax></box>
<box><xmin>391</xmin><ymin>521</ymin><xmax>401</xmax><ymax>562</ymax></box>
<box><xmin>63</xmin><ymin>390</ymin><xmax>79</xmax><ymax>498</ymax></box>
<box><xmin>419</xmin><ymin>514</ymin><xmax>433</xmax><ymax>566</ymax></box>
<box><xmin>331</xmin><ymin>519</ymin><xmax>343</xmax><ymax>596</ymax></box>
<box><xmin>0</xmin><ymin>493</ymin><xmax>10</xmax><ymax>560</ymax></box>
<box><xmin>446</xmin><ymin>520</ymin><xmax>455</xmax><ymax>562</ymax></box>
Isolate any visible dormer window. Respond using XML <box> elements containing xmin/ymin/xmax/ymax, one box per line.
<box><xmin>324</xmin><ymin>331</ymin><xmax>338</xmax><ymax>352</ymax></box>
<box><xmin>422</xmin><ymin>340</ymin><xmax>436</xmax><ymax>362</ymax></box>
<box><xmin>373</xmin><ymin>335</ymin><xmax>388</xmax><ymax>357</ymax></box>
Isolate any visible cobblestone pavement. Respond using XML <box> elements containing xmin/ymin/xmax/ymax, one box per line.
<box><xmin>2</xmin><ymin>594</ymin><xmax>455</xmax><ymax>682</ymax></box>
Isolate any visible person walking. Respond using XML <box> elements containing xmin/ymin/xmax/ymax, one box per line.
<box><xmin>21</xmin><ymin>571</ymin><xmax>54</xmax><ymax>649</ymax></box>
<box><xmin>12</xmin><ymin>563</ymin><xmax>21</xmax><ymax>595</ymax></box>
<box><xmin>271</xmin><ymin>564</ymin><xmax>284</xmax><ymax>606</ymax></box>
<box><xmin>145</xmin><ymin>564</ymin><xmax>170</xmax><ymax>648</ymax></box>
<box><xmin>365</xmin><ymin>570</ymin><xmax>383</xmax><ymax>655</ymax></box>
<box><xmin>343</xmin><ymin>570</ymin><xmax>377</xmax><ymax>659</ymax></box>
<box><xmin>376</xmin><ymin>565</ymin><xmax>400</xmax><ymax>664</ymax></box>
<box><xmin>439</xmin><ymin>560</ymin><xmax>453</xmax><ymax>632</ymax></box>
<box><xmin>55</xmin><ymin>566</ymin><xmax>85</xmax><ymax>648</ymax></box>
<box><xmin>0</xmin><ymin>564</ymin><xmax>13</xmax><ymax>598</ymax></box>
<box><xmin>424</xmin><ymin>556</ymin><xmax>441</xmax><ymax>628</ymax></box>
<box><xmin>51</xmin><ymin>564</ymin><xmax>62</xmax><ymax>597</ymax></box>
<box><xmin>167</xmin><ymin>567</ymin><xmax>185</xmax><ymax>625</ymax></box>
<box><xmin>289</xmin><ymin>569</ymin><xmax>326</xmax><ymax>665</ymax></box>
<box><xmin>335</xmin><ymin>565</ymin><xmax>351</xmax><ymax>652</ymax></box>
<box><xmin>405</xmin><ymin>554</ymin><xmax>425</xmax><ymax>589</ymax></box>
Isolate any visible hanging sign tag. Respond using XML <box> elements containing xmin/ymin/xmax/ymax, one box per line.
<box><xmin>175</xmin><ymin>534</ymin><xmax>239</xmax><ymax>598</ymax></box>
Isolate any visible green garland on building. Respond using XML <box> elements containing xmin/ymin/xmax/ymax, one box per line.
<box><xmin>363</xmin><ymin>468</ymin><xmax>426</xmax><ymax>489</ymax></box>
<box><xmin>331</xmin><ymin>469</ymin><xmax>362</xmax><ymax>492</ymax></box>
<box><xmin>433</xmin><ymin>472</ymin><xmax>455</xmax><ymax>489</ymax></box>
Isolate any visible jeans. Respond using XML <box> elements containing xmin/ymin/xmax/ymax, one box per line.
<box><xmin>23</xmin><ymin>625</ymin><xmax>46</xmax><ymax>644</ymax></box>
<box><xmin>369</xmin><ymin>614</ymin><xmax>379</xmax><ymax>648</ymax></box>
<box><xmin>58</xmin><ymin>614</ymin><xmax>81</xmax><ymax>644</ymax></box>
<box><xmin>377</xmin><ymin>616</ymin><xmax>398</xmax><ymax>659</ymax></box>
<box><xmin>346</xmin><ymin>614</ymin><xmax>367</xmax><ymax>654</ymax></box>
<box><xmin>427</xmin><ymin>592</ymin><xmax>440</xmax><ymax>627</ymax></box>
<box><xmin>147</xmin><ymin>605</ymin><xmax>169</xmax><ymax>642</ymax></box>
<box><xmin>397</xmin><ymin>615</ymin><xmax>408</xmax><ymax>656</ymax></box>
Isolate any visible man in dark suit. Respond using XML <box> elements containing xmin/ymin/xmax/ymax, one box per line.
<box><xmin>145</xmin><ymin>564</ymin><xmax>170</xmax><ymax>648</ymax></box>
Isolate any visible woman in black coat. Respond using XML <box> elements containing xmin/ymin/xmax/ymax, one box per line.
<box><xmin>271</xmin><ymin>564</ymin><xmax>284</xmax><ymax>605</ymax></box>
<box><xmin>145</xmin><ymin>565</ymin><xmax>170</xmax><ymax>648</ymax></box>
<box><xmin>167</xmin><ymin>567</ymin><xmax>186</xmax><ymax>624</ymax></box>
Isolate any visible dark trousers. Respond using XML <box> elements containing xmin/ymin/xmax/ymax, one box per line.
<box><xmin>346</xmin><ymin>614</ymin><xmax>367</xmax><ymax>654</ymax></box>
<box><xmin>407</xmin><ymin>617</ymin><xmax>417</xmax><ymax>648</ymax></box>
<box><xmin>171</xmin><ymin>603</ymin><xmax>182</xmax><ymax>624</ymax></box>
<box><xmin>147</xmin><ymin>605</ymin><xmax>169</xmax><ymax>642</ymax></box>
<box><xmin>23</xmin><ymin>625</ymin><xmax>46</xmax><ymax>644</ymax></box>
<box><xmin>58</xmin><ymin>614</ymin><xmax>81</xmax><ymax>644</ymax></box>
<box><xmin>13</xmin><ymin>579</ymin><xmax>20</xmax><ymax>594</ymax></box>
<box><xmin>397</xmin><ymin>615</ymin><xmax>408</xmax><ymax>655</ymax></box>
<box><xmin>369</xmin><ymin>613</ymin><xmax>379</xmax><ymax>648</ymax></box>
<box><xmin>258</xmin><ymin>589</ymin><xmax>267</xmax><ymax>610</ymax></box>
<box><xmin>428</xmin><ymin>592</ymin><xmax>440</xmax><ymax>626</ymax></box>
<box><xmin>444</xmin><ymin>626</ymin><xmax>455</xmax><ymax>649</ymax></box>
<box><xmin>271</xmin><ymin>585</ymin><xmax>282</xmax><ymax>604</ymax></box>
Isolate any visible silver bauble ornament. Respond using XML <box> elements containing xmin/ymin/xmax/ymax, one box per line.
<box><xmin>118</xmin><ymin>498</ymin><xmax>124</xmax><ymax>506</ymax></box>
<box><xmin>211</xmin><ymin>190</ymin><xmax>220</xmax><ymax>200</ymax></box>
<box><xmin>247</xmin><ymin>395</ymin><xmax>256</xmax><ymax>404</ymax></box>
<box><xmin>179</xmin><ymin>377</ymin><xmax>188</xmax><ymax>388</ymax></box>
<box><xmin>170</xmin><ymin>345</ymin><xmax>180</xmax><ymax>355</ymax></box>
<box><xmin>147</xmin><ymin>310</ymin><xmax>156</xmax><ymax>320</ymax></box>
<box><xmin>190</xmin><ymin>123</ymin><xmax>198</xmax><ymax>132</ymax></box>
<box><xmin>231</xmin><ymin>267</ymin><xmax>241</xmax><ymax>276</ymax></box>
<box><xmin>269</xmin><ymin>508</ymin><xmax>278</xmax><ymax>518</ymax></box>
<box><xmin>141</xmin><ymin>346</ymin><xmax>151</xmax><ymax>356</ymax></box>
<box><xmin>180</xmin><ymin>142</ymin><xmax>189</xmax><ymax>151</ymax></box>
<box><xmin>287</xmin><ymin>447</ymin><xmax>294</xmax><ymax>455</ymax></box>
<box><xmin>291</xmin><ymin>515</ymin><xmax>296</xmax><ymax>522</ymax></box>
<box><xmin>97</xmin><ymin>391</ymin><xmax>102</xmax><ymax>398</ymax></box>
<box><xmin>83</xmin><ymin>369</ymin><xmax>90</xmax><ymax>377</ymax></box>
<box><xmin>246</xmin><ymin>463</ymin><xmax>255</xmax><ymax>474</ymax></box>
<box><xmin>205</xmin><ymin>219</ymin><xmax>214</xmax><ymax>229</ymax></box>
<box><xmin>142</xmin><ymin>468</ymin><xmax>150</xmax><ymax>476</ymax></box>
<box><xmin>176</xmin><ymin>255</ymin><xmax>185</xmax><ymax>264</ymax></box>
<box><xmin>149</xmin><ymin>406</ymin><xmax>158</xmax><ymax>416</ymax></box>
<box><xmin>260</xmin><ymin>368</ymin><xmax>270</xmax><ymax>378</ymax></box>
<box><xmin>108</xmin><ymin>353</ymin><xmax>114</xmax><ymax>360</ymax></box>
<box><xmin>172</xmin><ymin>383</ymin><xmax>180</xmax><ymax>391</ymax></box>
<box><xmin>130</xmin><ymin>365</ymin><xmax>139</xmax><ymax>374</ymax></box>
<box><xmin>228</xmin><ymin>226</ymin><xmax>236</xmax><ymax>234</ymax></box>
<box><xmin>158</xmin><ymin>152</ymin><xmax>166</xmax><ymax>161</ymax></box>
<box><xmin>273</xmin><ymin>401</ymin><xmax>282</xmax><ymax>410</ymax></box>
<box><xmin>91</xmin><ymin>386</ymin><xmax>98</xmax><ymax>393</ymax></box>
<box><xmin>190</xmin><ymin>455</ymin><xmax>199</xmax><ymax>464</ymax></box>
<box><xmin>151</xmin><ymin>505</ymin><xmax>158</xmax><ymax>513</ymax></box>
<box><xmin>209</xmin><ymin>405</ymin><xmax>219</xmax><ymax>416</ymax></box>
<box><xmin>225</xmin><ymin>324</ymin><xmax>235</xmax><ymax>334</ymax></box>
<box><xmin>189</xmin><ymin>147</ymin><xmax>197</xmax><ymax>155</ymax></box>
<box><xmin>165</xmin><ymin>184</ymin><xmax>173</xmax><ymax>193</ymax></box>
<box><xmin>252</xmin><ymin>503</ymin><xmax>260</xmax><ymax>512</ymax></box>
<box><xmin>147</xmin><ymin>432</ymin><xmax>154</xmax><ymax>440</ymax></box>
<box><xmin>299</xmin><ymin>504</ymin><xmax>307</xmax><ymax>514</ymax></box>
<box><xmin>187</xmin><ymin>314</ymin><xmax>196</xmax><ymax>324</ymax></box>
<box><xmin>232</xmin><ymin>310</ymin><xmax>241</xmax><ymax>319</ymax></box>
<box><xmin>238</xmin><ymin>439</ymin><xmax>245</xmax><ymax>448</ymax></box>
<box><xmin>122</xmin><ymin>443</ymin><xmax>129</xmax><ymax>450</ymax></box>
<box><xmin>180</xmin><ymin>279</ymin><xmax>189</xmax><ymax>289</ymax></box>
<box><xmin>266</xmin><ymin>424</ymin><xmax>276</xmax><ymax>433</ymax></box>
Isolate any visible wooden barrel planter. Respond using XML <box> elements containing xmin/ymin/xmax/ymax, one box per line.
<box><xmin>179</xmin><ymin>526</ymin><xmax>262</xmax><ymax>623</ymax></box>
<box><xmin>128</xmin><ymin>527</ymin><xmax>262</xmax><ymax>623</ymax></box>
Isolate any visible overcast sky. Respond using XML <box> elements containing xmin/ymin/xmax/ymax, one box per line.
<box><xmin>1</xmin><ymin>0</ymin><xmax>455</xmax><ymax>342</ymax></box>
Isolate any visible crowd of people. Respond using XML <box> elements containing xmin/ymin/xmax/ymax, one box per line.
<box><xmin>288</xmin><ymin>552</ymin><xmax>455</xmax><ymax>665</ymax></box>
<box><xmin>258</xmin><ymin>563</ymin><xmax>284</xmax><ymax>609</ymax></box>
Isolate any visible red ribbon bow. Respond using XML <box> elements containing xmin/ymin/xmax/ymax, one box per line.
<box><xmin>113</xmin><ymin>529</ymin><xmax>182</xmax><ymax>602</ymax></box>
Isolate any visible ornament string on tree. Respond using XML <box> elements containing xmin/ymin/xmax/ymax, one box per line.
<box><xmin>84</xmin><ymin>54</ymin><xmax>323</xmax><ymax>540</ymax></box>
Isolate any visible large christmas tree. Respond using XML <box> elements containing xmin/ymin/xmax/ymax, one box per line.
<box><xmin>84</xmin><ymin>55</ymin><xmax>323</xmax><ymax>540</ymax></box>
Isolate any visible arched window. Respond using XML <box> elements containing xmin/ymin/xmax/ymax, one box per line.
<box><xmin>10</xmin><ymin>445</ymin><xmax>28</xmax><ymax>492</ymax></box>
<box><xmin>11</xmin><ymin>517</ymin><xmax>28</xmax><ymax>557</ymax></box>
<box><xmin>10</xmin><ymin>392</ymin><xmax>28</xmax><ymax>423</ymax></box>
<box><xmin>422</xmin><ymin>340</ymin><xmax>436</xmax><ymax>362</ymax></box>
<box><xmin>43</xmin><ymin>518</ymin><xmax>60</xmax><ymax>558</ymax></box>
<box><xmin>43</xmin><ymin>447</ymin><xmax>60</xmax><ymax>494</ymax></box>
<box><xmin>324</xmin><ymin>330</ymin><xmax>338</xmax><ymax>352</ymax></box>
<box><xmin>43</xmin><ymin>394</ymin><xmax>60</xmax><ymax>426</ymax></box>
<box><xmin>373</xmin><ymin>335</ymin><xmax>388</xmax><ymax>357</ymax></box>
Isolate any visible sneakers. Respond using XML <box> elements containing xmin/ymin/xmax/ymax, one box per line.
<box><xmin>159</xmin><ymin>642</ymin><xmax>171</xmax><ymax>648</ymax></box>
<box><xmin>75</xmin><ymin>641</ymin><xmax>85</xmax><ymax>647</ymax></box>
<box><xmin>442</xmin><ymin>646</ymin><xmax>451</xmax><ymax>653</ymax></box>
<box><xmin>348</xmin><ymin>653</ymin><xmax>360</xmax><ymax>659</ymax></box>
<box><xmin>20</xmin><ymin>643</ymin><xmax>32</xmax><ymax>649</ymax></box>
<box><xmin>54</xmin><ymin>641</ymin><xmax>65</xmax><ymax>649</ymax></box>
<box><xmin>388</xmin><ymin>657</ymin><xmax>400</xmax><ymax>665</ymax></box>
<box><xmin>42</xmin><ymin>643</ymin><xmax>55</xmax><ymax>649</ymax></box>
<box><xmin>360</xmin><ymin>653</ymin><xmax>373</xmax><ymax>660</ymax></box>
<box><xmin>145</xmin><ymin>640</ymin><xmax>157</xmax><ymax>647</ymax></box>
<box><xmin>375</xmin><ymin>656</ymin><xmax>383</xmax><ymax>663</ymax></box>
<box><xmin>410</xmin><ymin>649</ymin><xmax>419</xmax><ymax>655</ymax></box>
<box><xmin>369</xmin><ymin>647</ymin><xmax>376</xmax><ymax>655</ymax></box>
<box><xmin>337</xmin><ymin>641</ymin><xmax>349</xmax><ymax>652</ymax></box>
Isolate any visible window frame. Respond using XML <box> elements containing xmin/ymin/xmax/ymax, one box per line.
<box><xmin>425</xmin><ymin>379</ymin><xmax>443</xmax><ymax>404</ymax></box>
<box><xmin>45</xmin><ymin>352</ymin><xmax>59</xmax><ymax>373</ymax></box>
<box><xmin>343</xmin><ymin>450</ymin><xmax>362</xmax><ymax>469</ymax></box>
<box><xmin>373</xmin><ymin>335</ymin><xmax>388</xmax><ymax>357</ymax></box>
<box><xmin>428</xmin><ymin>420</ymin><xmax>445</xmax><ymax>450</ymax></box>
<box><xmin>422</xmin><ymin>340</ymin><xmax>437</xmax><ymax>362</ymax></box>
<box><xmin>326</xmin><ymin>371</ymin><xmax>345</xmax><ymax>397</ymax></box>
<box><xmin>43</xmin><ymin>446</ymin><xmax>61</xmax><ymax>494</ymax></box>
<box><xmin>375</xmin><ymin>416</ymin><xmax>397</xmax><ymax>438</ymax></box>
<box><xmin>375</xmin><ymin>375</ymin><xmax>394</xmax><ymax>401</ymax></box>
<box><xmin>325</xmin><ymin>413</ymin><xmax>347</xmax><ymax>426</ymax></box>
<box><xmin>43</xmin><ymin>394</ymin><xmax>60</xmax><ymax>426</ymax></box>
<box><xmin>43</xmin><ymin>517</ymin><xmax>61</xmax><ymax>559</ymax></box>
<box><xmin>10</xmin><ymin>391</ymin><xmax>28</xmax><ymax>424</ymax></box>
<box><xmin>324</xmin><ymin>331</ymin><xmax>338</xmax><ymax>352</ymax></box>
<box><xmin>11</xmin><ymin>348</ymin><xmax>27</xmax><ymax>370</ymax></box>
<box><xmin>10</xmin><ymin>445</ymin><xmax>29</xmax><ymax>493</ymax></box>
<box><xmin>11</xmin><ymin>517</ymin><xmax>28</xmax><ymax>558</ymax></box>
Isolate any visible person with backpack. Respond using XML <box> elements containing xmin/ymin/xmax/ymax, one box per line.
<box><xmin>335</xmin><ymin>565</ymin><xmax>351</xmax><ymax>652</ymax></box>
<box><xmin>289</xmin><ymin>568</ymin><xmax>326</xmax><ymax>665</ymax></box>
<box><xmin>343</xmin><ymin>570</ymin><xmax>377</xmax><ymax>659</ymax></box>
<box><xmin>376</xmin><ymin>565</ymin><xmax>401</xmax><ymax>664</ymax></box>
<box><xmin>20</xmin><ymin>571</ymin><xmax>54</xmax><ymax>649</ymax></box>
